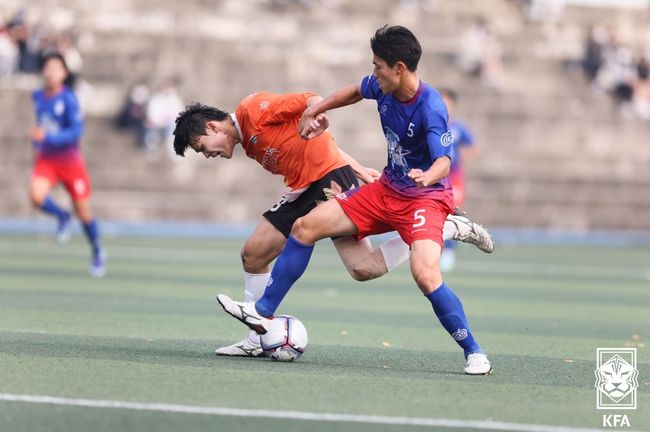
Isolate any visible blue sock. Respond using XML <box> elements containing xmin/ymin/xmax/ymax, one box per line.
<box><xmin>82</xmin><ymin>219</ymin><xmax>102</xmax><ymax>256</ymax></box>
<box><xmin>255</xmin><ymin>235</ymin><xmax>314</xmax><ymax>317</ymax></box>
<box><xmin>443</xmin><ymin>239</ymin><xmax>457</xmax><ymax>251</ymax></box>
<box><xmin>41</xmin><ymin>196</ymin><xmax>68</xmax><ymax>220</ymax></box>
<box><xmin>425</xmin><ymin>282</ymin><xmax>481</xmax><ymax>358</ymax></box>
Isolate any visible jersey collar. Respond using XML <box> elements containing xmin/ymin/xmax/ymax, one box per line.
<box><xmin>230</xmin><ymin>113</ymin><xmax>243</xmax><ymax>142</ymax></box>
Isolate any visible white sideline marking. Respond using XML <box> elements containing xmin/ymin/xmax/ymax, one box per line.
<box><xmin>0</xmin><ymin>393</ymin><xmax>606</xmax><ymax>432</ymax></box>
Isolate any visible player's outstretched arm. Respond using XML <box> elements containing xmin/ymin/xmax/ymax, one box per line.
<box><xmin>337</xmin><ymin>149</ymin><xmax>381</xmax><ymax>185</ymax></box>
<box><xmin>299</xmin><ymin>83</ymin><xmax>362</xmax><ymax>139</ymax></box>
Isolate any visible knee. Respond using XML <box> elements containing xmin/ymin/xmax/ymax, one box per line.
<box><xmin>290</xmin><ymin>217</ymin><xmax>318</xmax><ymax>244</ymax></box>
<box><xmin>29</xmin><ymin>191</ymin><xmax>43</xmax><ymax>208</ymax></box>
<box><xmin>348</xmin><ymin>267</ymin><xmax>377</xmax><ymax>282</ymax></box>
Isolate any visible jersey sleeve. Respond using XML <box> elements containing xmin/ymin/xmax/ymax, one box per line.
<box><xmin>360</xmin><ymin>74</ymin><xmax>382</xmax><ymax>100</ymax></box>
<box><xmin>43</xmin><ymin>92</ymin><xmax>84</xmax><ymax>147</ymax></box>
<box><xmin>424</xmin><ymin>108</ymin><xmax>453</xmax><ymax>161</ymax></box>
<box><xmin>260</xmin><ymin>92</ymin><xmax>313</xmax><ymax>125</ymax></box>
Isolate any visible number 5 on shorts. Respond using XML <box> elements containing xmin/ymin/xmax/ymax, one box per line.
<box><xmin>413</xmin><ymin>209</ymin><xmax>426</xmax><ymax>228</ymax></box>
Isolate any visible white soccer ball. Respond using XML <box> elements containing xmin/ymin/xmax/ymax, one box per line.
<box><xmin>260</xmin><ymin>315</ymin><xmax>308</xmax><ymax>362</ymax></box>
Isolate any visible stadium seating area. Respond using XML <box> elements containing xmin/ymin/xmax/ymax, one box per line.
<box><xmin>1</xmin><ymin>0</ymin><xmax>649</xmax><ymax>230</ymax></box>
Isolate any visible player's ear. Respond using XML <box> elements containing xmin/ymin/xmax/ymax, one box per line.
<box><xmin>206</xmin><ymin>121</ymin><xmax>219</xmax><ymax>133</ymax></box>
<box><xmin>395</xmin><ymin>61</ymin><xmax>406</xmax><ymax>75</ymax></box>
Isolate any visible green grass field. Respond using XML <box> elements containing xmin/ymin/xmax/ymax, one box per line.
<box><xmin>0</xmin><ymin>234</ymin><xmax>648</xmax><ymax>431</ymax></box>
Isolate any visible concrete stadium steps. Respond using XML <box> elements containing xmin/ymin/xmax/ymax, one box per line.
<box><xmin>3</xmin><ymin>0</ymin><xmax>650</xmax><ymax>230</ymax></box>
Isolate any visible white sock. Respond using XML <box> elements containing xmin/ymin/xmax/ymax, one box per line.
<box><xmin>379</xmin><ymin>236</ymin><xmax>410</xmax><ymax>272</ymax></box>
<box><xmin>244</xmin><ymin>271</ymin><xmax>271</xmax><ymax>302</ymax></box>
<box><xmin>244</xmin><ymin>272</ymin><xmax>270</xmax><ymax>344</ymax></box>
<box><xmin>442</xmin><ymin>219</ymin><xmax>456</xmax><ymax>241</ymax></box>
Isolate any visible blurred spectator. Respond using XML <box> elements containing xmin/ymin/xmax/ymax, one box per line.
<box><xmin>8</xmin><ymin>11</ymin><xmax>50</xmax><ymax>74</ymax></box>
<box><xmin>633</xmin><ymin>55</ymin><xmax>649</xmax><ymax>119</ymax></box>
<box><xmin>0</xmin><ymin>24</ymin><xmax>18</xmax><ymax>77</ymax></box>
<box><xmin>115</xmin><ymin>82</ymin><xmax>151</xmax><ymax>146</ymax></box>
<box><xmin>582</xmin><ymin>25</ymin><xmax>606</xmax><ymax>86</ymax></box>
<box><xmin>56</xmin><ymin>33</ymin><xmax>83</xmax><ymax>89</ymax></box>
<box><xmin>144</xmin><ymin>79</ymin><xmax>184</xmax><ymax>159</ymax></box>
<box><xmin>457</xmin><ymin>18</ymin><xmax>504</xmax><ymax>89</ymax></box>
<box><xmin>524</xmin><ymin>0</ymin><xmax>566</xmax><ymax>23</ymax></box>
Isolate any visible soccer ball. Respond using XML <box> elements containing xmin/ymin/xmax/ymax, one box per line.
<box><xmin>260</xmin><ymin>315</ymin><xmax>308</xmax><ymax>362</ymax></box>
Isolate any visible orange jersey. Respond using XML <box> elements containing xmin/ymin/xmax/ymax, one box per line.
<box><xmin>233</xmin><ymin>92</ymin><xmax>347</xmax><ymax>190</ymax></box>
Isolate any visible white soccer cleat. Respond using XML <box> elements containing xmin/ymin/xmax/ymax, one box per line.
<box><xmin>215</xmin><ymin>335</ymin><xmax>264</xmax><ymax>357</ymax></box>
<box><xmin>448</xmin><ymin>213</ymin><xmax>494</xmax><ymax>253</ymax></box>
<box><xmin>216</xmin><ymin>294</ymin><xmax>273</xmax><ymax>335</ymax></box>
<box><xmin>464</xmin><ymin>352</ymin><xmax>492</xmax><ymax>375</ymax></box>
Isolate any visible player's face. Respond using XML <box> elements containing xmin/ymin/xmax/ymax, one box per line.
<box><xmin>372</xmin><ymin>55</ymin><xmax>400</xmax><ymax>94</ymax></box>
<box><xmin>42</xmin><ymin>58</ymin><xmax>68</xmax><ymax>90</ymax></box>
<box><xmin>191</xmin><ymin>122</ymin><xmax>235</xmax><ymax>159</ymax></box>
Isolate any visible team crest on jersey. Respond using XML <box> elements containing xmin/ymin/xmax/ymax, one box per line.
<box><xmin>54</xmin><ymin>100</ymin><xmax>65</xmax><ymax>116</ymax></box>
<box><xmin>259</xmin><ymin>101</ymin><xmax>270</xmax><ymax>110</ymax></box>
<box><xmin>380</xmin><ymin>104</ymin><xmax>388</xmax><ymax>115</ymax></box>
<box><xmin>440</xmin><ymin>131</ymin><xmax>453</xmax><ymax>147</ymax></box>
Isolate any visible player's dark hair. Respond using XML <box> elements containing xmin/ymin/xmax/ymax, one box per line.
<box><xmin>370</xmin><ymin>25</ymin><xmax>422</xmax><ymax>71</ymax></box>
<box><xmin>439</xmin><ymin>88</ymin><xmax>458</xmax><ymax>103</ymax></box>
<box><xmin>40</xmin><ymin>51</ymin><xmax>68</xmax><ymax>72</ymax></box>
<box><xmin>173</xmin><ymin>102</ymin><xmax>229</xmax><ymax>156</ymax></box>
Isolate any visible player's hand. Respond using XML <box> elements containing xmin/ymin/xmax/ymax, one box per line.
<box><xmin>408</xmin><ymin>168</ymin><xmax>433</xmax><ymax>188</ymax></box>
<box><xmin>299</xmin><ymin>106</ymin><xmax>326</xmax><ymax>139</ymax></box>
<box><xmin>306</xmin><ymin>113</ymin><xmax>329</xmax><ymax>139</ymax></box>
<box><xmin>28</xmin><ymin>127</ymin><xmax>46</xmax><ymax>143</ymax></box>
<box><xmin>357</xmin><ymin>166</ymin><xmax>381</xmax><ymax>184</ymax></box>
<box><xmin>299</xmin><ymin>111</ymin><xmax>328</xmax><ymax>140</ymax></box>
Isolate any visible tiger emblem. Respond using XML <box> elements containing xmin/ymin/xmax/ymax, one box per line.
<box><xmin>594</xmin><ymin>354</ymin><xmax>639</xmax><ymax>403</ymax></box>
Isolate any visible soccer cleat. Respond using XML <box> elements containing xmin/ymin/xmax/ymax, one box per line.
<box><xmin>56</xmin><ymin>213</ymin><xmax>73</xmax><ymax>245</ymax></box>
<box><xmin>464</xmin><ymin>352</ymin><xmax>492</xmax><ymax>375</ymax></box>
<box><xmin>447</xmin><ymin>212</ymin><xmax>494</xmax><ymax>253</ymax></box>
<box><xmin>90</xmin><ymin>248</ymin><xmax>107</xmax><ymax>278</ymax></box>
<box><xmin>216</xmin><ymin>294</ymin><xmax>273</xmax><ymax>335</ymax></box>
<box><xmin>215</xmin><ymin>336</ymin><xmax>264</xmax><ymax>357</ymax></box>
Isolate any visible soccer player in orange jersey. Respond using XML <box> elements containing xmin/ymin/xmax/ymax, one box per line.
<box><xmin>173</xmin><ymin>91</ymin><xmax>493</xmax><ymax>357</ymax></box>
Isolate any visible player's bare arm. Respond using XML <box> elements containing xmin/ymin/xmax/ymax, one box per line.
<box><xmin>337</xmin><ymin>149</ymin><xmax>381</xmax><ymax>185</ymax></box>
<box><xmin>299</xmin><ymin>83</ymin><xmax>363</xmax><ymax>139</ymax></box>
<box><xmin>408</xmin><ymin>156</ymin><xmax>451</xmax><ymax>188</ymax></box>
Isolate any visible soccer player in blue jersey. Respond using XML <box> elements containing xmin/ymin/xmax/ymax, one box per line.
<box><xmin>217</xmin><ymin>25</ymin><xmax>491</xmax><ymax>374</ymax></box>
<box><xmin>439</xmin><ymin>88</ymin><xmax>481</xmax><ymax>272</ymax></box>
<box><xmin>28</xmin><ymin>52</ymin><xmax>106</xmax><ymax>277</ymax></box>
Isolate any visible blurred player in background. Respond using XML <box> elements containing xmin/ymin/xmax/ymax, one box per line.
<box><xmin>173</xmin><ymin>92</ymin><xmax>493</xmax><ymax>357</ymax></box>
<box><xmin>216</xmin><ymin>26</ymin><xmax>492</xmax><ymax>374</ymax></box>
<box><xmin>28</xmin><ymin>51</ymin><xmax>106</xmax><ymax>277</ymax></box>
<box><xmin>439</xmin><ymin>88</ymin><xmax>481</xmax><ymax>272</ymax></box>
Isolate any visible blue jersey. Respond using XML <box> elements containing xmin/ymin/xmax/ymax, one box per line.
<box><xmin>360</xmin><ymin>74</ymin><xmax>453</xmax><ymax>199</ymax></box>
<box><xmin>32</xmin><ymin>86</ymin><xmax>84</xmax><ymax>158</ymax></box>
<box><xmin>448</xmin><ymin>120</ymin><xmax>475</xmax><ymax>174</ymax></box>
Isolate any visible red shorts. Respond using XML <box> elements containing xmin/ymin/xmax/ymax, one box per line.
<box><xmin>449</xmin><ymin>170</ymin><xmax>465</xmax><ymax>208</ymax></box>
<box><xmin>335</xmin><ymin>180</ymin><xmax>453</xmax><ymax>247</ymax></box>
<box><xmin>32</xmin><ymin>155</ymin><xmax>92</xmax><ymax>200</ymax></box>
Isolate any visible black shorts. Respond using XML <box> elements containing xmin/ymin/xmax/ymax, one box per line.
<box><xmin>263</xmin><ymin>165</ymin><xmax>360</xmax><ymax>238</ymax></box>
